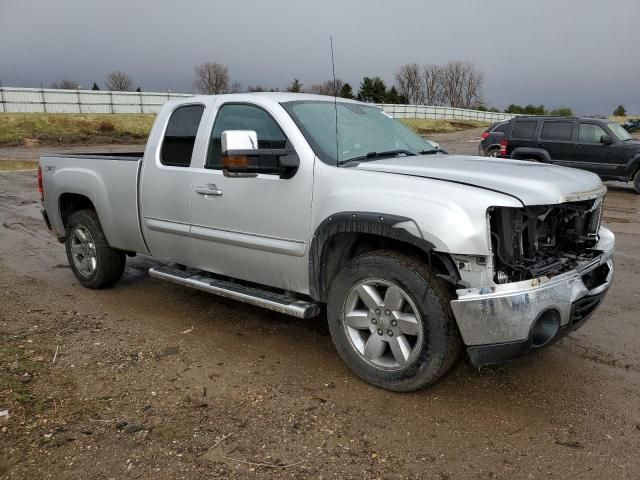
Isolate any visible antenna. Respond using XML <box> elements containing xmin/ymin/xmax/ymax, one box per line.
<box><xmin>330</xmin><ymin>36</ymin><xmax>339</xmax><ymax>165</ymax></box>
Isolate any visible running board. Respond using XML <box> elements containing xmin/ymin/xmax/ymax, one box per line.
<box><xmin>148</xmin><ymin>265</ymin><xmax>321</xmax><ymax>319</ymax></box>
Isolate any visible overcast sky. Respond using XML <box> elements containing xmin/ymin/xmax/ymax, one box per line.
<box><xmin>1</xmin><ymin>0</ymin><xmax>638</xmax><ymax>114</ymax></box>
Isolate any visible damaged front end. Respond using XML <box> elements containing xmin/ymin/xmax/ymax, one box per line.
<box><xmin>450</xmin><ymin>193</ymin><xmax>614</xmax><ymax>367</ymax></box>
<box><xmin>489</xmin><ymin>198</ymin><xmax>603</xmax><ymax>284</ymax></box>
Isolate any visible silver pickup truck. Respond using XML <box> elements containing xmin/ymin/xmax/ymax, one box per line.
<box><xmin>39</xmin><ymin>93</ymin><xmax>615</xmax><ymax>391</ymax></box>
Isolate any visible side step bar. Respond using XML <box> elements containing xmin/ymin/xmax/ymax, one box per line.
<box><xmin>148</xmin><ymin>265</ymin><xmax>321</xmax><ymax>319</ymax></box>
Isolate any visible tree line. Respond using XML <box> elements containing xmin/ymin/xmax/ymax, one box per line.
<box><xmin>48</xmin><ymin>63</ymin><xmax>628</xmax><ymax>116</ymax></box>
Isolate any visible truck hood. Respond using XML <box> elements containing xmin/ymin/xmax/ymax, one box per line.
<box><xmin>355</xmin><ymin>154</ymin><xmax>605</xmax><ymax>205</ymax></box>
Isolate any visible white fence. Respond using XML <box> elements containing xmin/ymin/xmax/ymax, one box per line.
<box><xmin>0</xmin><ymin>86</ymin><xmax>515</xmax><ymax>122</ymax></box>
<box><xmin>376</xmin><ymin>103</ymin><xmax>516</xmax><ymax>123</ymax></box>
<box><xmin>0</xmin><ymin>87</ymin><xmax>191</xmax><ymax>114</ymax></box>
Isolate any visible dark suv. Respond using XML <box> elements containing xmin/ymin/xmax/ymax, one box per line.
<box><xmin>497</xmin><ymin>116</ymin><xmax>640</xmax><ymax>193</ymax></box>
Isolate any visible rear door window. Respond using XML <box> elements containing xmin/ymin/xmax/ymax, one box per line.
<box><xmin>511</xmin><ymin>121</ymin><xmax>537</xmax><ymax>140</ymax></box>
<box><xmin>578</xmin><ymin>123</ymin><xmax>608</xmax><ymax>143</ymax></box>
<box><xmin>493</xmin><ymin>122</ymin><xmax>509</xmax><ymax>134</ymax></box>
<box><xmin>541</xmin><ymin>121</ymin><xmax>573</xmax><ymax>141</ymax></box>
<box><xmin>161</xmin><ymin>104</ymin><xmax>205</xmax><ymax>167</ymax></box>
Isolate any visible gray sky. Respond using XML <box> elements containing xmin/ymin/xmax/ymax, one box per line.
<box><xmin>1</xmin><ymin>0</ymin><xmax>638</xmax><ymax>114</ymax></box>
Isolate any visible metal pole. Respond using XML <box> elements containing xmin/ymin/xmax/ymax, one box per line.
<box><xmin>41</xmin><ymin>87</ymin><xmax>47</xmax><ymax>113</ymax></box>
<box><xmin>109</xmin><ymin>90</ymin><xmax>114</xmax><ymax>114</ymax></box>
<box><xmin>0</xmin><ymin>85</ymin><xmax>5</xmax><ymax>113</ymax></box>
<box><xmin>77</xmin><ymin>86</ymin><xmax>82</xmax><ymax>113</ymax></box>
<box><xmin>139</xmin><ymin>90</ymin><xmax>143</xmax><ymax>113</ymax></box>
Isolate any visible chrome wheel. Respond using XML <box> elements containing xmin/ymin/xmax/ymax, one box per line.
<box><xmin>70</xmin><ymin>225</ymin><xmax>97</xmax><ymax>277</ymax></box>
<box><xmin>342</xmin><ymin>279</ymin><xmax>424</xmax><ymax>370</ymax></box>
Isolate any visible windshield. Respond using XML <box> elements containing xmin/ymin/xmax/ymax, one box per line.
<box><xmin>281</xmin><ymin>100</ymin><xmax>437</xmax><ymax>165</ymax></box>
<box><xmin>608</xmin><ymin>122</ymin><xmax>633</xmax><ymax>141</ymax></box>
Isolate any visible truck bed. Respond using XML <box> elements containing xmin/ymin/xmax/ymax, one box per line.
<box><xmin>40</xmin><ymin>152</ymin><xmax>148</xmax><ymax>255</ymax></box>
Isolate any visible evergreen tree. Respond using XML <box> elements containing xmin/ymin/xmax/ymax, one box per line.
<box><xmin>613</xmin><ymin>105</ymin><xmax>627</xmax><ymax>116</ymax></box>
<box><xmin>136</xmin><ymin>87</ymin><xmax>142</xmax><ymax>93</ymax></box>
<box><xmin>338</xmin><ymin>83</ymin><xmax>354</xmax><ymax>99</ymax></box>
<box><xmin>287</xmin><ymin>78</ymin><xmax>303</xmax><ymax>93</ymax></box>
<box><xmin>358</xmin><ymin>76</ymin><xmax>387</xmax><ymax>103</ymax></box>
<box><xmin>384</xmin><ymin>86</ymin><xmax>402</xmax><ymax>104</ymax></box>
<box><xmin>91</xmin><ymin>82</ymin><xmax>100</xmax><ymax>91</ymax></box>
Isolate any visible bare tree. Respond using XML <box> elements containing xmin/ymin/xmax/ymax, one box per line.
<box><xmin>462</xmin><ymin>65</ymin><xmax>484</xmax><ymax>108</ymax></box>
<box><xmin>395</xmin><ymin>64</ymin><xmax>423</xmax><ymax>104</ymax></box>
<box><xmin>439</xmin><ymin>61</ymin><xmax>483</xmax><ymax>108</ymax></box>
<box><xmin>105</xmin><ymin>70</ymin><xmax>133</xmax><ymax>91</ymax></box>
<box><xmin>50</xmin><ymin>79</ymin><xmax>80</xmax><ymax>89</ymax></box>
<box><xmin>306</xmin><ymin>79</ymin><xmax>344</xmax><ymax>96</ymax></box>
<box><xmin>193</xmin><ymin>63</ymin><xmax>229</xmax><ymax>94</ymax></box>
<box><xmin>422</xmin><ymin>64</ymin><xmax>443</xmax><ymax>105</ymax></box>
<box><xmin>230</xmin><ymin>81</ymin><xmax>243</xmax><ymax>93</ymax></box>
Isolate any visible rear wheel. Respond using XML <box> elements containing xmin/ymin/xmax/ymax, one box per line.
<box><xmin>65</xmin><ymin>209</ymin><xmax>126</xmax><ymax>289</ymax></box>
<box><xmin>327</xmin><ymin>250</ymin><xmax>461</xmax><ymax>392</ymax></box>
<box><xmin>486</xmin><ymin>148</ymin><xmax>500</xmax><ymax>158</ymax></box>
<box><xmin>633</xmin><ymin>171</ymin><xmax>640</xmax><ymax>194</ymax></box>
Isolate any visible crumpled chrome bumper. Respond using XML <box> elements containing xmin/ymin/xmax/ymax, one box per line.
<box><xmin>450</xmin><ymin>226</ymin><xmax>614</xmax><ymax>364</ymax></box>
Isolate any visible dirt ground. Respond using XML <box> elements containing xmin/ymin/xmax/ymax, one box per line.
<box><xmin>1</xmin><ymin>133</ymin><xmax>640</xmax><ymax>479</ymax></box>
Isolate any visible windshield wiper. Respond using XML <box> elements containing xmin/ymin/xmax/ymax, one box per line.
<box><xmin>338</xmin><ymin>149</ymin><xmax>416</xmax><ymax>166</ymax></box>
<box><xmin>418</xmin><ymin>149</ymin><xmax>441</xmax><ymax>155</ymax></box>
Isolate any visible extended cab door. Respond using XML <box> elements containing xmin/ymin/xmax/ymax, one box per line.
<box><xmin>189</xmin><ymin>102</ymin><xmax>314</xmax><ymax>293</ymax></box>
<box><xmin>139</xmin><ymin>103</ymin><xmax>206</xmax><ymax>266</ymax></box>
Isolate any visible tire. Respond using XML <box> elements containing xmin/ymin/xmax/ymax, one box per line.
<box><xmin>486</xmin><ymin>148</ymin><xmax>500</xmax><ymax>158</ymax></box>
<box><xmin>65</xmin><ymin>209</ymin><xmax>126</xmax><ymax>289</ymax></box>
<box><xmin>633</xmin><ymin>171</ymin><xmax>640</xmax><ymax>194</ymax></box>
<box><xmin>327</xmin><ymin>250</ymin><xmax>461</xmax><ymax>392</ymax></box>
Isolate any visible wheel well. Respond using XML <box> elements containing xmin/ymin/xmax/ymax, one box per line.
<box><xmin>513</xmin><ymin>153</ymin><xmax>542</xmax><ymax>162</ymax></box>
<box><xmin>315</xmin><ymin>232</ymin><xmax>458</xmax><ymax>302</ymax></box>
<box><xmin>59</xmin><ymin>193</ymin><xmax>95</xmax><ymax>228</ymax></box>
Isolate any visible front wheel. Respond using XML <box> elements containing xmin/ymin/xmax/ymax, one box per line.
<box><xmin>327</xmin><ymin>251</ymin><xmax>461</xmax><ymax>392</ymax></box>
<box><xmin>65</xmin><ymin>209</ymin><xmax>126</xmax><ymax>289</ymax></box>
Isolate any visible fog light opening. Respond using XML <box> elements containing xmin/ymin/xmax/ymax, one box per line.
<box><xmin>530</xmin><ymin>309</ymin><xmax>561</xmax><ymax>348</ymax></box>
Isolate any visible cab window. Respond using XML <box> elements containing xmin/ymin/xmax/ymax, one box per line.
<box><xmin>161</xmin><ymin>104</ymin><xmax>205</xmax><ymax>167</ymax></box>
<box><xmin>207</xmin><ymin>104</ymin><xmax>288</xmax><ymax>168</ymax></box>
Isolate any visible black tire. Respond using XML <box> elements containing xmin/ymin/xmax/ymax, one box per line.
<box><xmin>65</xmin><ymin>209</ymin><xmax>125</xmax><ymax>289</ymax></box>
<box><xmin>327</xmin><ymin>250</ymin><xmax>461</xmax><ymax>392</ymax></box>
<box><xmin>633</xmin><ymin>171</ymin><xmax>640</xmax><ymax>194</ymax></box>
<box><xmin>486</xmin><ymin>148</ymin><xmax>500</xmax><ymax>158</ymax></box>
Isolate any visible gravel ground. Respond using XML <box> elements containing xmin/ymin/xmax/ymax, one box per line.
<box><xmin>1</xmin><ymin>133</ymin><xmax>639</xmax><ymax>479</ymax></box>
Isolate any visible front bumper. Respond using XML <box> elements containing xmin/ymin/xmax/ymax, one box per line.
<box><xmin>450</xmin><ymin>227</ymin><xmax>615</xmax><ymax>366</ymax></box>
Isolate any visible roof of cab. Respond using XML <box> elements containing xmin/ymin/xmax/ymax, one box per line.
<box><xmin>167</xmin><ymin>92</ymin><xmax>364</xmax><ymax>108</ymax></box>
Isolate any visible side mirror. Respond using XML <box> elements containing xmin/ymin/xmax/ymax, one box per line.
<box><xmin>220</xmin><ymin>130</ymin><xmax>299</xmax><ymax>178</ymax></box>
<box><xmin>600</xmin><ymin>135</ymin><xmax>614</xmax><ymax>145</ymax></box>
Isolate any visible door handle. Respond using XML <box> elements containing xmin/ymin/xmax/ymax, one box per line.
<box><xmin>195</xmin><ymin>184</ymin><xmax>223</xmax><ymax>196</ymax></box>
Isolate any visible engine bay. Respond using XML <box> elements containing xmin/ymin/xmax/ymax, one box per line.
<box><xmin>489</xmin><ymin>199</ymin><xmax>603</xmax><ymax>283</ymax></box>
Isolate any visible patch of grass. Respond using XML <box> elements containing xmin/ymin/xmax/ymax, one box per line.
<box><xmin>0</xmin><ymin>113</ymin><xmax>155</xmax><ymax>146</ymax></box>
<box><xmin>0</xmin><ymin>160</ymin><xmax>38</xmax><ymax>171</ymax></box>
<box><xmin>401</xmin><ymin>118</ymin><xmax>488</xmax><ymax>135</ymax></box>
<box><xmin>0</xmin><ymin>113</ymin><xmax>489</xmax><ymax>147</ymax></box>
